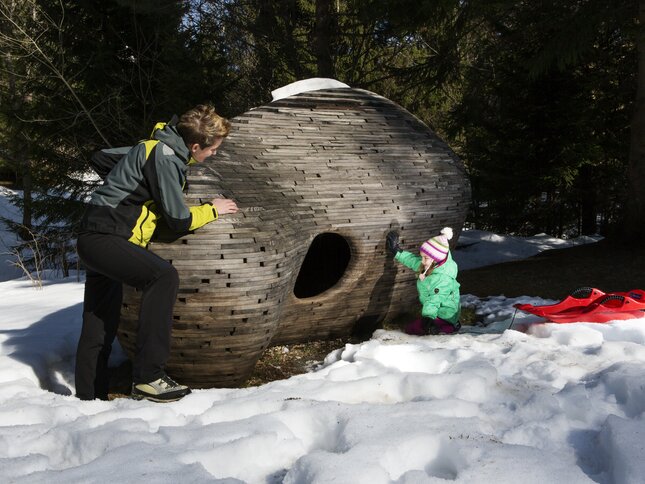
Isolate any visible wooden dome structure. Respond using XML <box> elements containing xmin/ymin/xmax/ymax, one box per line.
<box><xmin>118</xmin><ymin>84</ymin><xmax>471</xmax><ymax>388</ymax></box>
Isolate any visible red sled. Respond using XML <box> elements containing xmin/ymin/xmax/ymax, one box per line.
<box><xmin>514</xmin><ymin>287</ymin><xmax>645</xmax><ymax>324</ymax></box>
<box><xmin>514</xmin><ymin>287</ymin><xmax>605</xmax><ymax>317</ymax></box>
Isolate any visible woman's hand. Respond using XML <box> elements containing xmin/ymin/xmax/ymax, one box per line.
<box><xmin>211</xmin><ymin>198</ymin><xmax>239</xmax><ymax>215</ymax></box>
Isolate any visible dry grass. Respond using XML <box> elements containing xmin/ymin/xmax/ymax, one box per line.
<box><xmin>244</xmin><ymin>339</ymin><xmax>349</xmax><ymax>387</ymax></box>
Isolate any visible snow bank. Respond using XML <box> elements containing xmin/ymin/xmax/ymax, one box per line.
<box><xmin>1</xmin><ymin>278</ymin><xmax>645</xmax><ymax>482</ymax></box>
<box><xmin>454</xmin><ymin>229</ymin><xmax>602</xmax><ymax>270</ymax></box>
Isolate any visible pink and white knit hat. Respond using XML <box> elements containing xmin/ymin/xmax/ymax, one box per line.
<box><xmin>420</xmin><ymin>227</ymin><xmax>453</xmax><ymax>264</ymax></box>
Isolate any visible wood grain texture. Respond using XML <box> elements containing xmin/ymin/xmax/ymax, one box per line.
<box><xmin>117</xmin><ymin>88</ymin><xmax>471</xmax><ymax>388</ymax></box>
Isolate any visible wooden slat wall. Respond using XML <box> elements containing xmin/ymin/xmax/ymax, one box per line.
<box><xmin>117</xmin><ymin>88</ymin><xmax>471</xmax><ymax>388</ymax></box>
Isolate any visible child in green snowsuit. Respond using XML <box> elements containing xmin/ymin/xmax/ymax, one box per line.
<box><xmin>386</xmin><ymin>227</ymin><xmax>461</xmax><ymax>335</ymax></box>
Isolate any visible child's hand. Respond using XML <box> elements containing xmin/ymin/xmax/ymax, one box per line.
<box><xmin>386</xmin><ymin>231</ymin><xmax>402</xmax><ymax>256</ymax></box>
<box><xmin>211</xmin><ymin>198</ymin><xmax>239</xmax><ymax>215</ymax></box>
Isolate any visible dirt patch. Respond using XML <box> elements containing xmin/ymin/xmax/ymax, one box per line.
<box><xmin>244</xmin><ymin>339</ymin><xmax>349</xmax><ymax>387</ymax></box>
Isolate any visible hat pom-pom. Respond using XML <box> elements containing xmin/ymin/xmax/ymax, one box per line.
<box><xmin>441</xmin><ymin>227</ymin><xmax>453</xmax><ymax>241</ymax></box>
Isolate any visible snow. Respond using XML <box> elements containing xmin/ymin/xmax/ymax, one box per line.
<box><xmin>455</xmin><ymin>229</ymin><xmax>603</xmax><ymax>270</ymax></box>
<box><xmin>271</xmin><ymin>78</ymin><xmax>350</xmax><ymax>101</ymax></box>
<box><xmin>1</xmin><ymin>189</ymin><xmax>644</xmax><ymax>483</ymax></box>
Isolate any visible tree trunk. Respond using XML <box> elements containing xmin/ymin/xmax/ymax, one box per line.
<box><xmin>624</xmin><ymin>0</ymin><xmax>645</xmax><ymax>242</ymax></box>
<box><xmin>314</xmin><ymin>0</ymin><xmax>335</xmax><ymax>78</ymax></box>
<box><xmin>579</xmin><ymin>165</ymin><xmax>597</xmax><ymax>235</ymax></box>
<box><xmin>255</xmin><ymin>0</ymin><xmax>278</xmax><ymax>91</ymax></box>
<box><xmin>18</xmin><ymin>152</ymin><xmax>33</xmax><ymax>240</ymax></box>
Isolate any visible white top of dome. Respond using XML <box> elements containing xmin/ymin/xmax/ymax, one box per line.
<box><xmin>271</xmin><ymin>78</ymin><xmax>350</xmax><ymax>101</ymax></box>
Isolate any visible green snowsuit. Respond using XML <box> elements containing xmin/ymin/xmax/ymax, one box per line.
<box><xmin>395</xmin><ymin>250</ymin><xmax>461</xmax><ymax>325</ymax></box>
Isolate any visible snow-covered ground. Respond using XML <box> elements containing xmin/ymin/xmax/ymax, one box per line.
<box><xmin>1</xmin><ymin>187</ymin><xmax>643</xmax><ymax>483</ymax></box>
<box><xmin>455</xmin><ymin>229</ymin><xmax>602</xmax><ymax>270</ymax></box>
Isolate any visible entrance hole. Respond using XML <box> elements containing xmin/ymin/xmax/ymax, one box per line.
<box><xmin>293</xmin><ymin>233</ymin><xmax>351</xmax><ymax>299</ymax></box>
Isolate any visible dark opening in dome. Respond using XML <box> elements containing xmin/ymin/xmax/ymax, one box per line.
<box><xmin>293</xmin><ymin>233</ymin><xmax>351</xmax><ymax>299</ymax></box>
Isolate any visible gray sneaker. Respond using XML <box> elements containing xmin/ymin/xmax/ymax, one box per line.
<box><xmin>131</xmin><ymin>374</ymin><xmax>191</xmax><ymax>402</ymax></box>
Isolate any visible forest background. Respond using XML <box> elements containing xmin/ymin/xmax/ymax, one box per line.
<box><xmin>0</xmin><ymin>0</ymin><xmax>644</xmax><ymax>275</ymax></box>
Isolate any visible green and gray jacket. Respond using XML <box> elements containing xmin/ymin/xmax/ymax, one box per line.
<box><xmin>80</xmin><ymin>121</ymin><xmax>217</xmax><ymax>247</ymax></box>
<box><xmin>395</xmin><ymin>250</ymin><xmax>461</xmax><ymax>325</ymax></box>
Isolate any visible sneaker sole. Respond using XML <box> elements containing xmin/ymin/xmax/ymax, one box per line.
<box><xmin>130</xmin><ymin>389</ymin><xmax>191</xmax><ymax>403</ymax></box>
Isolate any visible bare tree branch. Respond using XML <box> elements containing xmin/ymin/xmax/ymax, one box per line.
<box><xmin>0</xmin><ymin>0</ymin><xmax>111</xmax><ymax>146</ymax></box>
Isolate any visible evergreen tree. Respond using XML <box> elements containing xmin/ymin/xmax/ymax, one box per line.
<box><xmin>0</xmin><ymin>0</ymin><xmax>214</xmax><ymax>274</ymax></box>
<box><xmin>362</xmin><ymin>0</ymin><xmax>639</xmax><ymax>238</ymax></box>
<box><xmin>625</xmin><ymin>0</ymin><xmax>645</xmax><ymax>242</ymax></box>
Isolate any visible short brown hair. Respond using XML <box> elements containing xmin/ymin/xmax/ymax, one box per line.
<box><xmin>177</xmin><ymin>104</ymin><xmax>231</xmax><ymax>148</ymax></box>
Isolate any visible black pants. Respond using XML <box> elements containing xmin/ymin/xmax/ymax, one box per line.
<box><xmin>75</xmin><ymin>233</ymin><xmax>179</xmax><ymax>400</ymax></box>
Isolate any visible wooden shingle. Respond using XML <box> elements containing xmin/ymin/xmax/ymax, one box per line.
<box><xmin>117</xmin><ymin>88</ymin><xmax>471</xmax><ymax>388</ymax></box>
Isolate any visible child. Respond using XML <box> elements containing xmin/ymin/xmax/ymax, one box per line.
<box><xmin>75</xmin><ymin>105</ymin><xmax>238</xmax><ymax>402</ymax></box>
<box><xmin>386</xmin><ymin>227</ymin><xmax>461</xmax><ymax>335</ymax></box>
